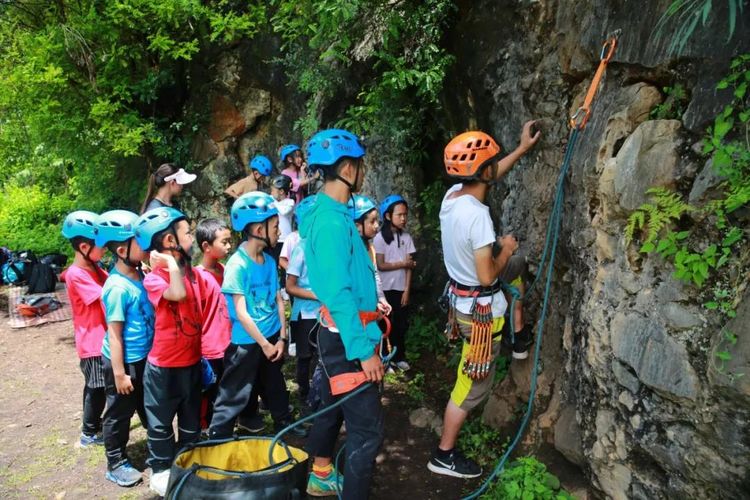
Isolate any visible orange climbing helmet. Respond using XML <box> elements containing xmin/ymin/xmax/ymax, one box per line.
<box><xmin>443</xmin><ymin>131</ymin><xmax>502</xmax><ymax>180</ymax></box>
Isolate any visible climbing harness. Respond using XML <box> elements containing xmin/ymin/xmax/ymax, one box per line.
<box><xmin>443</xmin><ymin>279</ymin><xmax>503</xmax><ymax>379</ymax></box>
<box><xmin>462</xmin><ymin>30</ymin><xmax>621</xmax><ymax>500</ymax></box>
<box><xmin>319</xmin><ymin>304</ymin><xmax>392</xmax><ymax>395</ymax></box>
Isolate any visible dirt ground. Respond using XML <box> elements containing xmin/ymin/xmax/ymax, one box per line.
<box><xmin>0</xmin><ymin>291</ymin><xmax>586</xmax><ymax>499</ymax></box>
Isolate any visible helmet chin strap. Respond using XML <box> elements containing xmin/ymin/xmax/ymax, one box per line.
<box><xmin>121</xmin><ymin>239</ymin><xmax>142</xmax><ymax>270</ymax></box>
<box><xmin>247</xmin><ymin>219</ymin><xmax>272</xmax><ymax>248</ymax></box>
<box><xmin>80</xmin><ymin>245</ymin><xmax>107</xmax><ymax>281</ymax></box>
<box><xmin>332</xmin><ymin>161</ymin><xmax>361</xmax><ymax>192</ymax></box>
<box><xmin>475</xmin><ymin>154</ymin><xmax>503</xmax><ymax>185</ymax></box>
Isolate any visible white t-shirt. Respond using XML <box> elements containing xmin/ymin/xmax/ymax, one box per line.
<box><xmin>440</xmin><ymin>183</ymin><xmax>507</xmax><ymax>317</ymax></box>
<box><xmin>280</xmin><ymin>231</ymin><xmax>301</xmax><ymax>261</ymax></box>
<box><xmin>373</xmin><ymin>230</ymin><xmax>416</xmax><ymax>292</ymax></box>
<box><xmin>276</xmin><ymin>198</ymin><xmax>295</xmax><ymax>242</ymax></box>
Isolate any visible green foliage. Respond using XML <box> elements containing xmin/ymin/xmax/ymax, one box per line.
<box><xmin>406</xmin><ymin>372</ymin><xmax>426</xmax><ymax>403</ymax></box>
<box><xmin>650</xmin><ymin>84</ymin><xmax>689</xmax><ymax>119</ymax></box>
<box><xmin>482</xmin><ymin>457</ymin><xmax>574</xmax><ymax>500</ymax></box>
<box><xmin>653</xmin><ymin>0</ymin><xmax>745</xmax><ymax>56</ymax></box>
<box><xmin>414</xmin><ymin>180</ymin><xmax>446</xmax><ymax>243</ymax></box>
<box><xmin>705</xmin><ymin>284</ymin><xmax>738</xmax><ymax>318</ymax></box>
<box><xmin>457</xmin><ymin>417</ymin><xmax>507</xmax><ymax>467</ymax></box>
<box><xmin>713</xmin><ymin>329</ymin><xmax>745</xmax><ymax>383</ymax></box>
<box><xmin>625</xmin><ymin>188</ymin><xmax>693</xmax><ymax>249</ymax></box>
<box><xmin>272</xmin><ymin>0</ymin><xmax>455</xmax><ymax>163</ymax></box>
<box><xmin>0</xmin><ymin>1</ymin><xmax>265</xmax><ymax>254</ymax></box>
<box><xmin>0</xmin><ymin>184</ymin><xmax>74</xmax><ymax>255</ymax></box>
<box><xmin>626</xmin><ymin>54</ymin><xmax>749</xmax><ymax>290</ymax></box>
<box><xmin>405</xmin><ymin>314</ymin><xmax>447</xmax><ymax>362</ymax></box>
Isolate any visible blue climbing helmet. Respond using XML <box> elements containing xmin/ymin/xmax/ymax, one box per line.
<box><xmin>230</xmin><ymin>191</ymin><xmax>278</xmax><ymax>232</ymax></box>
<box><xmin>306</xmin><ymin>129</ymin><xmax>365</xmax><ymax>171</ymax></box>
<box><xmin>61</xmin><ymin>210</ymin><xmax>99</xmax><ymax>241</ymax></box>
<box><xmin>95</xmin><ymin>210</ymin><xmax>139</xmax><ymax>248</ymax></box>
<box><xmin>349</xmin><ymin>195</ymin><xmax>378</xmax><ymax>222</ymax></box>
<box><xmin>379</xmin><ymin>194</ymin><xmax>407</xmax><ymax>219</ymax></box>
<box><xmin>134</xmin><ymin>207</ymin><xmax>186</xmax><ymax>252</ymax></box>
<box><xmin>249</xmin><ymin>155</ymin><xmax>273</xmax><ymax>176</ymax></box>
<box><xmin>279</xmin><ymin>144</ymin><xmax>301</xmax><ymax>162</ymax></box>
<box><xmin>295</xmin><ymin>195</ymin><xmax>317</xmax><ymax>227</ymax></box>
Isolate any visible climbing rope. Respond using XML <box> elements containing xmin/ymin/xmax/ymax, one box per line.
<box><xmin>462</xmin><ymin>30</ymin><xmax>620</xmax><ymax>500</ymax></box>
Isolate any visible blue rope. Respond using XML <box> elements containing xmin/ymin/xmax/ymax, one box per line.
<box><xmin>461</xmin><ymin>127</ymin><xmax>581</xmax><ymax>500</ymax></box>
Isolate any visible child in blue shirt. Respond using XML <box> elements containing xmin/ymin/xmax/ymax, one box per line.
<box><xmin>97</xmin><ymin>210</ymin><xmax>154</xmax><ymax>488</ymax></box>
<box><xmin>209</xmin><ymin>191</ymin><xmax>306</xmax><ymax>439</ymax></box>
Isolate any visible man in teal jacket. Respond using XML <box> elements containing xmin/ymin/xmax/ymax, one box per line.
<box><xmin>301</xmin><ymin>128</ymin><xmax>384</xmax><ymax>499</ymax></box>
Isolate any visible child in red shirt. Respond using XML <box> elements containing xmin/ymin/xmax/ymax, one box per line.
<box><xmin>60</xmin><ymin>210</ymin><xmax>108</xmax><ymax>447</ymax></box>
<box><xmin>135</xmin><ymin>207</ymin><xmax>218</xmax><ymax>496</ymax></box>
<box><xmin>195</xmin><ymin>218</ymin><xmax>232</xmax><ymax>429</ymax></box>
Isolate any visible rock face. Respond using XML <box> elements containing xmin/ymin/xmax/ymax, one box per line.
<box><xmin>439</xmin><ymin>1</ymin><xmax>750</xmax><ymax>499</ymax></box>
<box><xmin>175</xmin><ymin>0</ymin><xmax>750</xmax><ymax>498</ymax></box>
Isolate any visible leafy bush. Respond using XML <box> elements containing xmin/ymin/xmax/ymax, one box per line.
<box><xmin>457</xmin><ymin>417</ymin><xmax>506</xmax><ymax>467</ymax></box>
<box><xmin>405</xmin><ymin>314</ymin><xmax>447</xmax><ymax>361</ymax></box>
<box><xmin>482</xmin><ymin>457</ymin><xmax>574</xmax><ymax>500</ymax></box>
<box><xmin>0</xmin><ymin>184</ymin><xmax>74</xmax><ymax>255</ymax></box>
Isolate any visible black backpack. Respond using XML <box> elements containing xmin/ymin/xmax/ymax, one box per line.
<box><xmin>26</xmin><ymin>262</ymin><xmax>57</xmax><ymax>294</ymax></box>
<box><xmin>40</xmin><ymin>253</ymin><xmax>68</xmax><ymax>273</ymax></box>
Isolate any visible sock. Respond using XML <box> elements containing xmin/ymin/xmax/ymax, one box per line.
<box><xmin>436</xmin><ymin>447</ymin><xmax>453</xmax><ymax>460</ymax></box>
<box><xmin>313</xmin><ymin>463</ymin><xmax>333</xmax><ymax>478</ymax></box>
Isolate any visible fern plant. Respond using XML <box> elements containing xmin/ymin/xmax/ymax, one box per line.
<box><xmin>625</xmin><ymin>188</ymin><xmax>693</xmax><ymax>249</ymax></box>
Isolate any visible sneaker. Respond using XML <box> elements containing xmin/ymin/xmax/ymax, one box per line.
<box><xmin>512</xmin><ymin>324</ymin><xmax>534</xmax><ymax>360</ymax></box>
<box><xmin>306</xmin><ymin>468</ymin><xmax>344</xmax><ymax>497</ymax></box>
<box><xmin>79</xmin><ymin>433</ymin><xmax>104</xmax><ymax>447</ymax></box>
<box><xmin>274</xmin><ymin>419</ymin><xmax>309</xmax><ymax>438</ymax></box>
<box><xmin>427</xmin><ymin>449</ymin><xmax>482</xmax><ymax>479</ymax></box>
<box><xmin>105</xmin><ymin>461</ymin><xmax>142</xmax><ymax>487</ymax></box>
<box><xmin>395</xmin><ymin>360</ymin><xmax>411</xmax><ymax>371</ymax></box>
<box><xmin>149</xmin><ymin>469</ymin><xmax>170</xmax><ymax>497</ymax></box>
<box><xmin>236</xmin><ymin>414</ymin><xmax>265</xmax><ymax>434</ymax></box>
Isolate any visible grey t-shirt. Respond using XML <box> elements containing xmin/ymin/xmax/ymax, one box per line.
<box><xmin>143</xmin><ymin>198</ymin><xmax>179</xmax><ymax>214</ymax></box>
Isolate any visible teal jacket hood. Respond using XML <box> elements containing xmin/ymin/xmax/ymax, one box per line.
<box><xmin>301</xmin><ymin>192</ymin><xmax>380</xmax><ymax>361</ymax></box>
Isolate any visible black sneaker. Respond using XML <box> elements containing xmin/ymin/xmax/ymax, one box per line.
<box><xmin>512</xmin><ymin>324</ymin><xmax>534</xmax><ymax>360</ymax></box>
<box><xmin>427</xmin><ymin>449</ymin><xmax>482</xmax><ymax>478</ymax></box>
<box><xmin>236</xmin><ymin>414</ymin><xmax>265</xmax><ymax>434</ymax></box>
<box><xmin>274</xmin><ymin>419</ymin><xmax>309</xmax><ymax>438</ymax></box>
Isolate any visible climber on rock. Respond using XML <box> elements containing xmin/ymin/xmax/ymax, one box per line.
<box><xmin>428</xmin><ymin>121</ymin><xmax>540</xmax><ymax>479</ymax></box>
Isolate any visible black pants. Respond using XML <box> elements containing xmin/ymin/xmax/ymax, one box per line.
<box><xmin>102</xmin><ymin>357</ymin><xmax>149</xmax><ymax>468</ymax></box>
<box><xmin>209</xmin><ymin>333</ymin><xmax>291</xmax><ymax>438</ymax></box>
<box><xmin>291</xmin><ymin>319</ymin><xmax>318</xmax><ymax>401</ymax></box>
<box><xmin>82</xmin><ymin>385</ymin><xmax>106</xmax><ymax>436</ymax></box>
<box><xmin>306</xmin><ymin>326</ymin><xmax>384</xmax><ymax>500</ymax></box>
<box><xmin>384</xmin><ymin>290</ymin><xmax>408</xmax><ymax>362</ymax></box>
<box><xmin>143</xmin><ymin>362</ymin><xmax>201</xmax><ymax>473</ymax></box>
<box><xmin>80</xmin><ymin>356</ymin><xmax>107</xmax><ymax>436</ymax></box>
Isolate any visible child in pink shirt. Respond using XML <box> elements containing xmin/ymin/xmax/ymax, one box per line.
<box><xmin>60</xmin><ymin>210</ymin><xmax>109</xmax><ymax>447</ymax></box>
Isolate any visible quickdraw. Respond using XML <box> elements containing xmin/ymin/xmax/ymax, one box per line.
<box><xmin>462</xmin><ymin>302</ymin><xmax>494</xmax><ymax>380</ymax></box>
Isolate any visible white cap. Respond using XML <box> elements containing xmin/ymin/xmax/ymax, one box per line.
<box><xmin>163</xmin><ymin>168</ymin><xmax>197</xmax><ymax>185</ymax></box>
